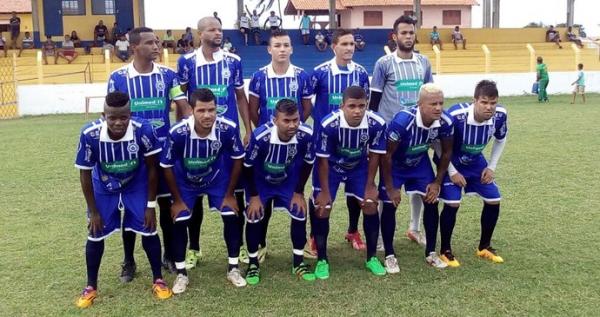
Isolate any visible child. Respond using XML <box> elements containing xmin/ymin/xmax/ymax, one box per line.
<box><xmin>571</xmin><ymin>63</ymin><xmax>585</xmax><ymax>104</ymax></box>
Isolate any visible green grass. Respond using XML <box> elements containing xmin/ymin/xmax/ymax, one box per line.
<box><xmin>1</xmin><ymin>94</ymin><xmax>599</xmax><ymax>316</ymax></box>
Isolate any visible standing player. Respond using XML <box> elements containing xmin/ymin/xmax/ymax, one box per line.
<box><xmin>243</xmin><ymin>99</ymin><xmax>315</xmax><ymax>285</ymax></box>
<box><xmin>107</xmin><ymin>27</ymin><xmax>190</xmax><ymax>281</ymax></box>
<box><xmin>177</xmin><ymin>16</ymin><xmax>251</xmax><ymax>270</ymax></box>
<box><xmin>536</xmin><ymin>56</ymin><xmax>549</xmax><ymax>103</ymax></box>
<box><xmin>308</xmin><ymin>29</ymin><xmax>370</xmax><ymax>256</ymax></box>
<box><xmin>75</xmin><ymin>92</ymin><xmax>172</xmax><ymax>308</ymax></box>
<box><xmin>438</xmin><ymin>80</ymin><xmax>508</xmax><ymax>267</ymax></box>
<box><xmin>370</xmin><ymin>15</ymin><xmax>434</xmax><ymax>250</ymax></box>
<box><xmin>380</xmin><ymin>84</ymin><xmax>453</xmax><ymax>271</ymax></box>
<box><xmin>312</xmin><ymin>86</ymin><xmax>387</xmax><ymax>278</ymax></box>
<box><xmin>161</xmin><ymin>88</ymin><xmax>247</xmax><ymax>292</ymax></box>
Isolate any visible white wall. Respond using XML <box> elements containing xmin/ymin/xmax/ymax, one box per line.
<box><xmin>18</xmin><ymin>71</ymin><xmax>599</xmax><ymax>116</ymax></box>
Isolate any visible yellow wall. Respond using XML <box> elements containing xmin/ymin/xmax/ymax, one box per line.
<box><xmin>0</xmin><ymin>13</ymin><xmax>33</xmax><ymax>33</ymax></box>
<box><xmin>417</xmin><ymin>27</ymin><xmax>574</xmax><ymax>44</ymax></box>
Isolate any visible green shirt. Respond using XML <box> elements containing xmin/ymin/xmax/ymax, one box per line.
<box><xmin>577</xmin><ymin>71</ymin><xmax>585</xmax><ymax>86</ymax></box>
<box><xmin>537</xmin><ymin>63</ymin><xmax>549</xmax><ymax>80</ymax></box>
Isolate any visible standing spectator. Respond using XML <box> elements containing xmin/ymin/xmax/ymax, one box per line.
<box><xmin>571</xmin><ymin>63</ymin><xmax>585</xmax><ymax>104</ymax></box>
<box><xmin>452</xmin><ymin>26</ymin><xmax>467</xmax><ymax>49</ymax></box>
<box><xmin>299</xmin><ymin>12</ymin><xmax>311</xmax><ymax>45</ymax></box>
<box><xmin>70</xmin><ymin>30</ymin><xmax>81</xmax><ymax>47</ymax></box>
<box><xmin>42</xmin><ymin>35</ymin><xmax>57</xmax><ymax>64</ymax></box>
<box><xmin>545</xmin><ymin>25</ymin><xmax>562</xmax><ymax>49</ymax></box>
<box><xmin>536</xmin><ymin>56</ymin><xmax>549</xmax><ymax>102</ymax></box>
<box><xmin>177</xmin><ymin>34</ymin><xmax>191</xmax><ymax>54</ymax></box>
<box><xmin>248</xmin><ymin>9</ymin><xmax>262</xmax><ymax>45</ymax></box>
<box><xmin>239</xmin><ymin>12</ymin><xmax>250</xmax><ymax>46</ymax></box>
<box><xmin>162</xmin><ymin>29</ymin><xmax>176</xmax><ymax>53</ymax></box>
<box><xmin>353</xmin><ymin>28</ymin><xmax>365</xmax><ymax>51</ymax></box>
<box><xmin>0</xmin><ymin>33</ymin><xmax>7</xmax><ymax>57</ymax></box>
<box><xmin>94</xmin><ymin>20</ymin><xmax>109</xmax><ymax>47</ymax></box>
<box><xmin>213</xmin><ymin>12</ymin><xmax>222</xmax><ymax>26</ymax></box>
<box><xmin>566</xmin><ymin>26</ymin><xmax>584</xmax><ymax>48</ymax></box>
<box><xmin>111</xmin><ymin>22</ymin><xmax>122</xmax><ymax>44</ymax></box>
<box><xmin>18</xmin><ymin>31</ymin><xmax>34</xmax><ymax>57</ymax></box>
<box><xmin>183</xmin><ymin>27</ymin><xmax>194</xmax><ymax>48</ymax></box>
<box><xmin>58</xmin><ymin>34</ymin><xmax>78</xmax><ymax>64</ymax></box>
<box><xmin>115</xmin><ymin>33</ymin><xmax>130</xmax><ymax>62</ymax></box>
<box><xmin>264</xmin><ymin>11</ymin><xmax>282</xmax><ymax>32</ymax></box>
<box><xmin>430</xmin><ymin>26</ymin><xmax>443</xmax><ymax>50</ymax></box>
<box><xmin>9</xmin><ymin>11</ymin><xmax>21</xmax><ymax>50</ymax></box>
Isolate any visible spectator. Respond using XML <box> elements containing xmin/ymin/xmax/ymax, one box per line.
<box><xmin>42</xmin><ymin>35</ymin><xmax>57</xmax><ymax>64</ymax></box>
<box><xmin>124</xmin><ymin>28</ymin><xmax>132</xmax><ymax>41</ymax></box>
<box><xmin>248</xmin><ymin>9</ymin><xmax>261</xmax><ymax>45</ymax></box>
<box><xmin>102</xmin><ymin>39</ymin><xmax>115</xmax><ymax>62</ymax></box>
<box><xmin>264</xmin><ymin>11</ymin><xmax>282</xmax><ymax>32</ymax></box>
<box><xmin>183</xmin><ymin>27</ymin><xmax>194</xmax><ymax>48</ymax></box>
<box><xmin>18</xmin><ymin>31</ymin><xmax>34</xmax><ymax>57</ymax></box>
<box><xmin>222</xmin><ymin>37</ymin><xmax>236</xmax><ymax>54</ymax></box>
<box><xmin>386</xmin><ymin>30</ymin><xmax>397</xmax><ymax>51</ymax></box>
<box><xmin>452</xmin><ymin>25</ymin><xmax>467</xmax><ymax>49</ymax></box>
<box><xmin>536</xmin><ymin>56</ymin><xmax>549</xmax><ymax>102</ymax></box>
<box><xmin>566</xmin><ymin>26</ymin><xmax>584</xmax><ymax>49</ymax></box>
<box><xmin>213</xmin><ymin>12</ymin><xmax>222</xmax><ymax>26</ymax></box>
<box><xmin>353</xmin><ymin>28</ymin><xmax>365</xmax><ymax>51</ymax></box>
<box><xmin>70</xmin><ymin>30</ymin><xmax>81</xmax><ymax>47</ymax></box>
<box><xmin>545</xmin><ymin>25</ymin><xmax>562</xmax><ymax>49</ymax></box>
<box><xmin>0</xmin><ymin>33</ymin><xmax>7</xmax><ymax>57</ymax></box>
<box><xmin>430</xmin><ymin>25</ymin><xmax>443</xmax><ymax>50</ymax></box>
<box><xmin>94</xmin><ymin>20</ymin><xmax>109</xmax><ymax>47</ymax></box>
<box><xmin>315</xmin><ymin>31</ymin><xmax>327</xmax><ymax>51</ymax></box>
<box><xmin>110</xmin><ymin>22</ymin><xmax>121</xmax><ymax>44</ymax></box>
<box><xmin>299</xmin><ymin>12</ymin><xmax>311</xmax><ymax>45</ymax></box>
<box><xmin>239</xmin><ymin>12</ymin><xmax>250</xmax><ymax>46</ymax></box>
<box><xmin>571</xmin><ymin>63</ymin><xmax>585</xmax><ymax>104</ymax></box>
<box><xmin>114</xmin><ymin>33</ymin><xmax>130</xmax><ymax>62</ymax></box>
<box><xmin>162</xmin><ymin>29</ymin><xmax>176</xmax><ymax>53</ymax></box>
<box><xmin>177</xmin><ymin>34</ymin><xmax>191</xmax><ymax>54</ymax></box>
<box><xmin>58</xmin><ymin>34</ymin><xmax>78</xmax><ymax>64</ymax></box>
<box><xmin>9</xmin><ymin>11</ymin><xmax>21</xmax><ymax>50</ymax></box>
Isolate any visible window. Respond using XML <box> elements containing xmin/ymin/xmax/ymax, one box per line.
<box><xmin>442</xmin><ymin>10</ymin><xmax>461</xmax><ymax>25</ymax></box>
<box><xmin>62</xmin><ymin>0</ymin><xmax>85</xmax><ymax>16</ymax></box>
<box><xmin>363</xmin><ymin>11</ymin><xmax>383</xmax><ymax>26</ymax></box>
<box><xmin>92</xmin><ymin>0</ymin><xmax>115</xmax><ymax>15</ymax></box>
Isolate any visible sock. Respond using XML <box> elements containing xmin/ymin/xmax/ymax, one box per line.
<box><xmin>222</xmin><ymin>215</ymin><xmax>241</xmax><ymax>270</ymax></box>
<box><xmin>245</xmin><ymin>220</ymin><xmax>262</xmax><ymax>267</ymax></box>
<box><xmin>346</xmin><ymin>196</ymin><xmax>361</xmax><ymax>234</ymax></box>
<box><xmin>158</xmin><ymin>196</ymin><xmax>173</xmax><ymax>260</ymax></box>
<box><xmin>174</xmin><ymin>261</ymin><xmax>187</xmax><ymax>276</ymax></box>
<box><xmin>479</xmin><ymin>203</ymin><xmax>500</xmax><ymax>250</ymax></box>
<box><xmin>260</xmin><ymin>201</ymin><xmax>273</xmax><ymax>248</ymax></box>
<box><xmin>141</xmin><ymin>235</ymin><xmax>163</xmax><ymax>281</ymax></box>
<box><xmin>409</xmin><ymin>194</ymin><xmax>423</xmax><ymax>232</ymax></box>
<box><xmin>172</xmin><ymin>219</ymin><xmax>188</xmax><ymax>273</ymax></box>
<box><xmin>121</xmin><ymin>230</ymin><xmax>136</xmax><ymax>263</ymax></box>
<box><xmin>85</xmin><ymin>239</ymin><xmax>105</xmax><ymax>289</ymax></box>
<box><xmin>380</xmin><ymin>202</ymin><xmax>397</xmax><ymax>257</ymax></box>
<box><xmin>440</xmin><ymin>204</ymin><xmax>459</xmax><ymax>252</ymax></box>
<box><xmin>188</xmin><ymin>197</ymin><xmax>203</xmax><ymax>251</ymax></box>
<box><xmin>290</xmin><ymin>218</ymin><xmax>307</xmax><ymax>267</ymax></box>
<box><xmin>235</xmin><ymin>191</ymin><xmax>246</xmax><ymax>247</ymax></box>
<box><xmin>422</xmin><ymin>201</ymin><xmax>440</xmax><ymax>256</ymax></box>
<box><xmin>309</xmin><ymin>198</ymin><xmax>317</xmax><ymax>237</ymax></box>
<box><xmin>363</xmin><ymin>213</ymin><xmax>379</xmax><ymax>259</ymax></box>
<box><xmin>313</xmin><ymin>215</ymin><xmax>329</xmax><ymax>261</ymax></box>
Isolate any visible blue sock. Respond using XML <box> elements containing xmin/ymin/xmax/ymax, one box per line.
<box><xmin>85</xmin><ymin>239</ymin><xmax>105</xmax><ymax>289</ymax></box>
<box><xmin>479</xmin><ymin>203</ymin><xmax>500</xmax><ymax>250</ymax></box>
<box><xmin>290</xmin><ymin>218</ymin><xmax>307</xmax><ymax>267</ymax></box>
<box><xmin>381</xmin><ymin>203</ymin><xmax>397</xmax><ymax>257</ymax></box>
<box><xmin>121</xmin><ymin>230</ymin><xmax>135</xmax><ymax>263</ymax></box>
<box><xmin>245</xmin><ymin>219</ymin><xmax>262</xmax><ymax>267</ymax></box>
<box><xmin>346</xmin><ymin>196</ymin><xmax>361</xmax><ymax>233</ymax></box>
<box><xmin>440</xmin><ymin>204</ymin><xmax>459</xmax><ymax>252</ymax></box>
<box><xmin>363</xmin><ymin>213</ymin><xmax>379</xmax><ymax>259</ymax></box>
<box><xmin>313</xmin><ymin>215</ymin><xmax>329</xmax><ymax>261</ymax></box>
<box><xmin>172</xmin><ymin>219</ymin><xmax>188</xmax><ymax>275</ymax></box>
<box><xmin>423</xmin><ymin>201</ymin><xmax>440</xmax><ymax>256</ymax></box>
<box><xmin>222</xmin><ymin>215</ymin><xmax>241</xmax><ymax>270</ymax></box>
<box><xmin>141</xmin><ymin>235</ymin><xmax>163</xmax><ymax>281</ymax></box>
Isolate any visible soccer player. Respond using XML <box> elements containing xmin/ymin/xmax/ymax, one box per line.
<box><xmin>309</xmin><ymin>29</ymin><xmax>371</xmax><ymax>256</ymax></box>
<box><xmin>380</xmin><ymin>83</ymin><xmax>453</xmax><ymax>271</ymax></box>
<box><xmin>536</xmin><ymin>56</ymin><xmax>549</xmax><ymax>102</ymax></box>
<box><xmin>312</xmin><ymin>86</ymin><xmax>387</xmax><ymax>278</ymax></box>
<box><xmin>177</xmin><ymin>16</ymin><xmax>251</xmax><ymax>270</ymax></box>
<box><xmin>161</xmin><ymin>88</ymin><xmax>247</xmax><ymax>292</ymax></box>
<box><xmin>74</xmin><ymin>92</ymin><xmax>172</xmax><ymax>308</ymax></box>
<box><xmin>243</xmin><ymin>99</ymin><xmax>315</xmax><ymax>285</ymax></box>
<box><xmin>107</xmin><ymin>27</ymin><xmax>190</xmax><ymax>281</ymax></box>
<box><xmin>438</xmin><ymin>80</ymin><xmax>508</xmax><ymax>267</ymax></box>
<box><xmin>370</xmin><ymin>15</ymin><xmax>434</xmax><ymax>251</ymax></box>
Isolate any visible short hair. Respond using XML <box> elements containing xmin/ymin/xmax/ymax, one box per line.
<box><xmin>129</xmin><ymin>27</ymin><xmax>154</xmax><ymax>45</ymax></box>
<box><xmin>418</xmin><ymin>83</ymin><xmax>443</xmax><ymax>100</ymax></box>
<box><xmin>578</xmin><ymin>63</ymin><xmax>584</xmax><ymax>69</ymax></box>
<box><xmin>393</xmin><ymin>15</ymin><xmax>415</xmax><ymax>32</ymax></box>
<box><xmin>105</xmin><ymin>91</ymin><xmax>130</xmax><ymax>108</ymax></box>
<box><xmin>269</xmin><ymin>29</ymin><xmax>289</xmax><ymax>44</ymax></box>
<box><xmin>474</xmin><ymin>80</ymin><xmax>498</xmax><ymax>99</ymax></box>
<box><xmin>537</xmin><ymin>56</ymin><xmax>543</xmax><ymax>63</ymax></box>
<box><xmin>275</xmin><ymin>99</ymin><xmax>298</xmax><ymax>115</ymax></box>
<box><xmin>190</xmin><ymin>88</ymin><xmax>216</xmax><ymax>107</ymax></box>
<box><xmin>343</xmin><ymin>86</ymin><xmax>367</xmax><ymax>102</ymax></box>
<box><xmin>332</xmin><ymin>29</ymin><xmax>353</xmax><ymax>44</ymax></box>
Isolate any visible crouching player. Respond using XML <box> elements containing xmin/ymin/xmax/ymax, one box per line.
<box><xmin>75</xmin><ymin>92</ymin><xmax>171</xmax><ymax>308</ymax></box>
<box><xmin>243</xmin><ymin>99</ymin><xmax>316</xmax><ymax>285</ymax></box>
<box><xmin>380</xmin><ymin>83</ymin><xmax>453</xmax><ymax>271</ymax></box>
<box><xmin>161</xmin><ymin>88</ymin><xmax>247</xmax><ymax>292</ymax></box>
<box><xmin>311</xmin><ymin>86</ymin><xmax>387</xmax><ymax>278</ymax></box>
<box><xmin>438</xmin><ymin>80</ymin><xmax>508</xmax><ymax>266</ymax></box>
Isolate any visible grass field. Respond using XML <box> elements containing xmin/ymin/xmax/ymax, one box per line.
<box><xmin>1</xmin><ymin>94</ymin><xmax>599</xmax><ymax>316</ymax></box>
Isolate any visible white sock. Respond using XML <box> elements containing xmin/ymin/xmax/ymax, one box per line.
<box><xmin>409</xmin><ymin>194</ymin><xmax>423</xmax><ymax>232</ymax></box>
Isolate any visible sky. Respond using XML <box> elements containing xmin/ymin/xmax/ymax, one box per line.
<box><xmin>145</xmin><ymin>0</ymin><xmax>599</xmax><ymax>36</ymax></box>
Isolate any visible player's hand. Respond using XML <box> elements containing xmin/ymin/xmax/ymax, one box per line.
<box><xmin>291</xmin><ymin>192</ymin><xmax>307</xmax><ymax>216</ymax></box>
<box><xmin>450</xmin><ymin>172</ymin><xmax>467</xmax><ymax>187</ymax></box>
<box><xmin>481</xmin><ymin>168</ymin><xmax>495</xmax><ymax>184</ymax></box>
<box><xmin>247</xmin><ymin>196</ymin><xmax>264</xmax><ymax>222</ymax></box>
<box><xmin>424</xmin><ymin>182</ymin><xmax>441</xmax><ymax>204</ymax></box>
<box><xmin>88</xmin><ymin>212</ymin><xmax>103</xmax><ymax>237</ymax></box>
<box><xmin>362</xmin><ymin>184</ymin><xmax>379</xmax><ymax>211</ymax></box>
<box><xmin>170</xmin><ymin>199</ymin><xmax>189</xmax><ymax>222</ymax></box>
<box><xmin>314</xmin><ymin>191</ymin><xmax>332</xmax><ymax>218</ymax></box>
<box><xmin>386</xmin><ymin>186</ymin><xmax>401</xmax><ymax>207</ymax></box>
<box><xmin>243</xmin><ymin>133</ymin><xmax>250</xmax><ymax>146</ymax></box>
<box><xmin>221</xmin><ymin>193</ymin><xmax>240</xmax><ymax>215</ymax></box>
<box><xmin>144</xmin><ymin>207</ymin><xmax>157</xmax><ymax>231</ymax></box>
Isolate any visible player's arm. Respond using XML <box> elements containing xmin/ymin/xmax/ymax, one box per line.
<box><xmin>243</xmin><ymin>135</ymin><xmax>264</xmax><ymax>221</ymax></box>
<box><xmin>291</xmin><ymin>161</ymin><xmax>312</xmax><ymax>216</ymax></box>
<box><xmin>248</xmin><ymin>94</ymin><xmax>260</xmax><ymax>127</ymax></box>
<box><xmin>235</xmin><ymin>89</ymin><xmax>252</xmax><ymax>144</ymax></box>
<box><xmin>314</xmin><ymin>157</ymin><xmax>331</xmax><ymax>213</ymax></box>
<box><xmin>365</xmin><ymin>152</ymin><xmax>381</xmax><ymax>203</ymax></box>
<box><xmin>171</xmin><ymin>83</ymin><xmax>192</xmax><ymax>121</ymax></box>
<box><xmin>482</xmin><ymin>137</ymin><xmax>507</xmax><ymax>184</ymax></box>
<box><xmin>382</xmin><ymin>139</ymin><xmax>400</xmax><ymax>206</ymax></box>
<box><xmin>301</xmin><ymin>98</ymin><xmax>312</xmax><ymax>121</ymax></box>
<box><xmin>144</xmin><ymin>153</ymin><xmax>159</xmax><ymax>231</ymax></box>
<box><xmin>80</xmin><ymin>169</ymin><xmax>102</xmax><ymax>236</ymax></box>
<box><xmin>368</xmin><ymin>61</ymin><xmax>385</xmax><ymax>111</ymax></box>
<box><xmin>425</xmin><ymin>136</ymin><xmax>452</xmax><ymax>203</ymax></box>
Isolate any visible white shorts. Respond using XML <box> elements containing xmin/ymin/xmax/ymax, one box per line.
<box><xmin>573</xmin><ymin>85</ymin><xmax>585</xmax><ymax>94</ymax></box>
<box><xmin>301</xmin><ymin>29</ymin><xmax>310</xmax><ymax>35</ymax></box>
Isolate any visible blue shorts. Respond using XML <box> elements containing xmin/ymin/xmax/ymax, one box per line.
<box><xmin>378</xmin><ymin>158</ymin><xmax>435</xmax><ymax>203</ymax></box>
<box><xmin>245</xmin><ymin>187</ymin><xmax>305</xmax><ymax>223</ymax></box>
<box><xmin>440</xmin><ymin>158</ymin><xmax>501</xmax><ymax>204</ymax></box>
<box><xmin>174</xmin><ymin>178</ymin><xmax>236</xmax><ymax>222</ymax></box>
<box><xmin>87</xmin><ymin>186</ymin><xmax>156</xmax><ymax>241</ymax></box>
<box><xmin>311</xmin><ymin>162</ymin><xmax>367</xmax><ymax>202</ymax></box>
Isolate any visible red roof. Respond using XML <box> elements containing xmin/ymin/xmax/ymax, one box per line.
<box><xmin>0</xmin><ymin>0</ymin><xmax>31</xmax><ymax>13</ymax></box>
<box><xmin>287</xmin><ymin>0</ymin><xmax>477</xmax><ymax>12</ymax></box>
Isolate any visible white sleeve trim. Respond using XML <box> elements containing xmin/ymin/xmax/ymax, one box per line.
<box><xmin>248</xmin><ymin>91</ymin><xmax>260</xmax><ymax>97</ymax></box>
<box><xmin>75</xmin><ymin>164</ymin><xmax>94</xmax><ymax>170</ymax></box>
<box><xmin>234</xmin><ymin>85</ymin><xmax>245</xmax><ymax>90</ymax></box>
<box><xmin>315</xmin><ymin>153</ymin><xmax>330</xmax><ymax>158</ymax></box>
<box><xmin>302</xmin><ymin>94</ymin><xmax>315</xmax><ymax>99</ymax></box>
<box><xmin>370</xmin><ymin>87</ymin><xmax>383</xmax><ymax>93</ymax></box>
<box><xmin>487</xmin><ymin>138</ymin><xmax>506</xmax><ymax>171</ymax></box>
<box><xmin>144</xmin><ymin>148</ymin><xmax>162</xmax><ymax>157</ymax></box>
<box><xmin>231</xmin><ymin>153</ymin><xmax>245</xmax><ymax>159</ymax></box>
<box><xmin>304</xmin><ymin>158</ymin><xmax>316</xmax><ymax>164</ymax></box>
<box><xmin>159</xmin><ymin>162</ymin><xmax>174</xmax><ymax>168</ymax></box>
<box><xmin>172</xmin><ymin>95</ymin><xmax>187</xmax><ymax>101</ymax></box>
<box><xmin>243</xmin><ymin>162</ymin><xmax>254</xmax><ymax>167</ymax></box>
<box><xmin>369</xmin><ymin>149</ymin><xmax>386</xmax><ymax>154</ymax></box>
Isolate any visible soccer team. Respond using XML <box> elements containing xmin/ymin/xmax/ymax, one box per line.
<box><xmin>74</xmin><ymin>15</ymin><xmax>508</xmax><ymax>308</ymax></box>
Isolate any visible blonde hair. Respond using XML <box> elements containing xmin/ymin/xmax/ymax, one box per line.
<box><xmin>419</xmin><ymin>83</ymin><xmax>444</xmax><ymax>100</ymax></box>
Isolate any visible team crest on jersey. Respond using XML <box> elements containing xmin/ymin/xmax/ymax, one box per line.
<box><xmin>428</xmin><ymin>128</ymin><xmax>438</xmax><ymax>140</ymax></box>
<box><xmin>289</xmin><ymin>80</ymin><xmax>298</xmax><ymax>92</ymax></box>
<box><xmin>211</xmin><ymin>140</ymin><xmax>222</xmax><ymax>151</ymax></box>
<box><xmin>288</xmin><ymin>145</ymin><xmax>297</xmax><ymax>157</ymax></box>
<box><xmin>101</xmin><ymin>174</ymin><xmax>109</xmax><ymax>181</ymax></box>
<box><xmin>127</xmin><ymin>143</ymin><xmax>139</xmax><ymax>153</ymax></box>
<box><xmin>156</xmin><ymin>78</ymin><xmax>165</xmax><ymax>91</ymax></box>
<box><xmin>360</xmin><ymin>132</ymin><xmax>369</xmax><ymax>143</ymax></box>
<box><xmin>222</xmin><ymin>68</ymin><xmax>231</xmax><ymax>79</ymax></box>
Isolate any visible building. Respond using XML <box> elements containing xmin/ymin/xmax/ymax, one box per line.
<box><xmin>0</xmin><ymin>0</ymin><xmax>33</xmax><ymax>36</ymax></box>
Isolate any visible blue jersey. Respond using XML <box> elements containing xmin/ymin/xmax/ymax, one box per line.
<box><xmin>177</xmin><ymin>49</ymin><xmax>244</xmax><ymax>123</ymax></box>
<box><xmin>310</xmin><ymin>59</ymin><xmax>370</xmax><ymax>131</ymax></box>
<box><xmin>108</xmin><ymin>62</ymin><xmax>185</xmax><ymax>139</ymax></box>
<box><xmin>75</xmin><ymin>117</ymin><xmax>162</xmax><ymax>194</ymax></box>
<box><xmin>447</xmin><ymin>103</ymin><xmax>508</xmax><ymax>167</ymax></box>
<box><xmin>387</xmin><ymin>107</ymin><xmax>453</xmax><ymax>168</ymax></box>
<box><xmin>249</xmin><ymin>63</ymin><xmax>314</xmax><ymax>125</ymax></box>
<box><xmin>244</xmin><ymin>122</ymin><xmax>315</xmax><ymax>190</ymax></box>
<box><xmin>317</xmin><ymin>109</ymin><xmax>386</xmax><ymax>171</ymax></box>
<box><xmin>161</xmin><ymin>116</ymin><xmax>245</xmax><ymax>188</ymax></box>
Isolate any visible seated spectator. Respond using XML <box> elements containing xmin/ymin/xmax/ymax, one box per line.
<box><xmin>58</xmin><ymin>34</ymin><xmax>79</xmax><ymax>64</ymax></box>
<box><xmin>124</xmin><ymin>28</ymin><xmax>132</xmax><ymax>41</ymax></box>
<box><xmin>42</xmin><ymin>35</ymin><xmax>57</xmax><ymax>64</ymax></box>
<box><xmin>0</xmin><ymin>33</ymin><xmax>7</xmax><ymax>57</ymax></box>
<box><xmin>94</xmin><ymin>20</ymin><xmax>109</xmax><ymax>47</ymax></box>
<box><xmin>566</xmin><ymin>26</ymin><xmax>584</xmax><ymax>49</ymax></box>
<box><xmin>70</xmin><ymin>30</ymin><xmax>81</xmax><ymax>47</ymax></box>
<box><xmin>162</xmin><ymin>29</ymin><xmax>176</xmax><ymax>53</ymax></box>
<box><xmin>183</xmin><ymin>27</ymin><xmax>194</xmax><ymax>48</ymax></box>
<box><xmin>315</xmin><ymin>31</ymin><xmax>328</xmax><ymax>52</ymax></box>
<box><xmin>18</xmin><ymin>31</ymin><xmax>34</xmax><ymax>57</ymax></box>
<box><xmin>354</xmin><ymin>28</ymin><xmax>366</xmax><ymax>51</ymax></box>
<box><xmin>115</xmin><ymin>34</ymin><xmax>130</xmax><ymax>62</ymax></box>
<box><xmin>546</xmin><ymin>25</ymin><xmax>563</xmax><ymax>49</ymax></box>
<box><xmin>239</xmin><ymin>12</ymin><xmax>250</xmax><ymax>46</ymax></box>
<box><xmin>222</xmin><ymin>37</ymin><xmax>236</xmax><ymax>54</ymax></box>
<box><xmin>430</xmin><ymin>26</ymin><xmax>443</xmax><ymax>50</ymax></box>
<box><xmin>177</xmin><ymin>34</ymin><xmax>192</xmax><ymax>54</ymax></box>
<box><xmin>111</xmin><ymin>22</ymin><xmax>121</xmax><ymax>44</ymax></box>
<box><xmin>102</xmin><ymin>39</ymin><xmax>115</xmax><ymax>62</ymax></box>
<box><xmin>452</xmin><ymin>26</ymin><xmax>467</xmax><ymax>49</ymax></box>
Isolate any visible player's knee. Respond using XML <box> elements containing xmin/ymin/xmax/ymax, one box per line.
<box><xmin>485</xmin><ymin>200</ymin><xmax>500</xmax><ymax>206</ymax></box>
<box><xmin>446</xmin><ymin>202</ymin><xmax>460</xmax><ymax>208</ymax></box>
<box><xmin>316</xmin><ymin>208</ymin><xmax>331</xmax><ymax>219</ymax></box>
<box><xmin>362</xmin><ymin>204</ymin><xmax>378</xmax><ymax>215</ymax></box>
